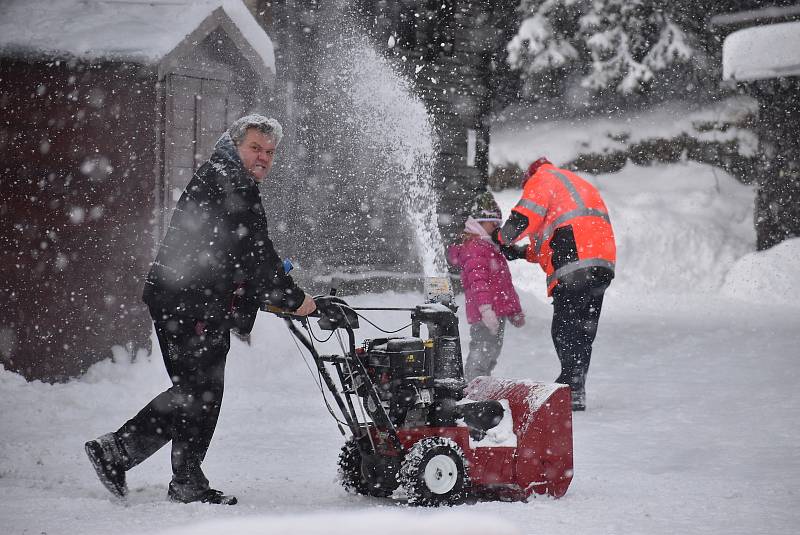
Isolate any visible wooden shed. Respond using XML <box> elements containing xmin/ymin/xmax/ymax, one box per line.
<box><xmin>0</xmin><ymin>0</ymin><xmax>278</xmax><ymax>380</ymax></box>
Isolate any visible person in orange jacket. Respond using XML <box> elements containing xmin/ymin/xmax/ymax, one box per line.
<box><xmin>492</xmin><ymin>157</ymin><xmax>616</xmax><ymax>411</ymax></box>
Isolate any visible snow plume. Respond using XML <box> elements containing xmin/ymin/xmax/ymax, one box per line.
<box><xmin>313</xmin><ymin>6</ymin><xmax>447</xmax><ymax>277</ymax></box>
<box><xmin>344</xmin><ymin>41</ymin><xmax>447</xmax><ymax>276</ymax></box>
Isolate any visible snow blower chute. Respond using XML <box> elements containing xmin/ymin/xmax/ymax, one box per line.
<box><xmin>264</xmin><ymin>279</ymin><xmax>573</xmax><ymax>506</ymax></box>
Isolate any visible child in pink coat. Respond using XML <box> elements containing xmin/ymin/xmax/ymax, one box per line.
<box><xmin>447</xmin><ymin>192</ymin><xmax>525</xmax><ymax>381</ymax></box>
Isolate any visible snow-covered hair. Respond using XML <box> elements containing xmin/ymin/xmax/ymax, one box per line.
<box><xmin>228</xmin><ymin>114</ymin><xmax>283</xmax><ymax>146</ymax></box>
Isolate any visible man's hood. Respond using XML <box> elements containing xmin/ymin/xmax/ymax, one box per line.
<box><xmin>209</xmin><ymin>131</ymin><xmax>255</xmax><ymax>184</ymax></box>
<box><xmin>213</xmin><ymin>132</ymin><xmax>244</xmax><ymax>167</ymax></box>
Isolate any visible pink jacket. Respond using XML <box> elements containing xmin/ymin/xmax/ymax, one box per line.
<box><xmin>447</xmin><ymin>237</ymin><xmax>523</xmax><ymax>324</ymax></box>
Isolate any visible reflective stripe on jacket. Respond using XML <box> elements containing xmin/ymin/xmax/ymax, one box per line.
<box><xmin>508</xmin><ymin>164</ymin><xmax>616</xmax><ymax>296</ymax></box>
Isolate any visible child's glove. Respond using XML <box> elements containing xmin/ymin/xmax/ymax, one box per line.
<box><xmin>478</xmin><ymin>304</ymin><xmax>500</xmax><ymax>335</ymax></box>
<box><xmin>510</xmin><ymin>312</ymin><xmax>526</xmax><ymax>328</ymax></box>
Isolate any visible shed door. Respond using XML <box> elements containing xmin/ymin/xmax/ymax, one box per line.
<box><xmin>162</xmin><ymin>74</ymin><xmax>246</xmax><ymax>223</ymax></box>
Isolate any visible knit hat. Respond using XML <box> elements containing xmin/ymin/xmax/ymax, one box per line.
<box><xmin>469</xmin><ymin>191</ymin><xmax>502</xmax><ymax>222</ymax></box>
<box><xmin>522</xmin><ymin>156</ymin><xmax>552</xmax><ymax>187</ymax></box>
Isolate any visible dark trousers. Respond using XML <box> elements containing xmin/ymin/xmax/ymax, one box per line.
<box><xmin>116</xmin><ymin>318</ymin><xmax>230</xmax><ymax>490</ymax></box>
<box><xmin>551</xmin><ymin>268</ymin><xmax>611</xmax><ymax>388</ymax></box>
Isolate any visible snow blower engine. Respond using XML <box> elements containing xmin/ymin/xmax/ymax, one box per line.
<box><xmin>265</xmin><ymin>278</ymin><xmax>573</xmax><ymax>506</ymax></box>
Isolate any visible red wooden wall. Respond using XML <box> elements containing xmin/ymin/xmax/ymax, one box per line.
<box><xmin>0</xmin><ymin>58</ymin><xmax>157</xmax><ymax>380</ymax></box>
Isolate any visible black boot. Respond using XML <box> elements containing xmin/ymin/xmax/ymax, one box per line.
<box><xmin>555</xmin><ymin>372</ymin><xmax>586</xmax><ymax>411</ymax></box>
<box><xmin>568</xmin><ymin>372</ymin><xmax>586</xmax><ymax>411</ymax></box>
<box><xmin>570</xmin><ymin>383</ymin><xmax>586</xmax><ymax>411</ymax></box>
<box><xmin>85</xmin><ymin>433</ymin><xmax>129</xmax><ymax>498</ymax></box>
<box><xmin>168</xmin><ymin>482</ymin><xmax>238</xmax><ymax>505</ymax></box>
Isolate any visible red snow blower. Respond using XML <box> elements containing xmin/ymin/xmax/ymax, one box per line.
<box><xmin>265</xmin><ymin>281</ymin><xmax>573</xmax><ymax>506</ymax></box>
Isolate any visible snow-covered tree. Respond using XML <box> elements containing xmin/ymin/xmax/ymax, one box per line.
<box><xmin>507</xmin><ymin>0</ymin><xmax>697</xmax><ymax>97</ymax></box>
<box><xmin>506</xmin><ymin>0</ymin><xmax>585</xmax><ymax>98</ymax></box>
<box><xmin>580</xmin><ymin>0</ymin><xmax>694</xmax><ymax>94</ymax></box>
<box><xmin>507</xmin><ymin>1</ymin><xmax>581</xmax><ymax>74</ymax></box>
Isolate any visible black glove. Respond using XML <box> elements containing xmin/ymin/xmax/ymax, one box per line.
<box><xmin>500</xmin><ymin>243</ymin><xmax>528</xmax><ymax>261</ymax></box>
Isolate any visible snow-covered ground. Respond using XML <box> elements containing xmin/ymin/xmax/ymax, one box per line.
<box><xmin>3</xmin><ymin>113</ymin><xmax>800</xmax><ymax>534</ymax></box>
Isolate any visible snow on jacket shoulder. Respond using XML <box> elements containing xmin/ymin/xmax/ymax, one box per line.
<box><xmin>448</xmin><ymin>237</ymin><xmax>522</xmax><ymax>324</ymax></box>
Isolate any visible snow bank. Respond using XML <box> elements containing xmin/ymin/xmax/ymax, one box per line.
<box><xmin>489</xmin><ymin>97</ymin><xmax>759</xmax><ymax>169</ymax></box>
<box><xmin>723</xmin><ymin>21</ymin><xmax>800</xmax><ymax>81</ymax></box>
<box><xmin>0</xmin><ymin>0</ymin><xmax>275</xmax><ymax>72</ymax></box>
<box><xmin>721</xmin><ymin>237</ymin><xmax>800</xmax><ymax>306</ymax></box>
<box><xmin>145</xmin><ymin>510</ymin><xmax>521</xmax><ymax>535</ymax></box>
<box><xmin>494</xmin><ymin>161</ymin><xmax>755</xmax><ymax>297</ymax></box>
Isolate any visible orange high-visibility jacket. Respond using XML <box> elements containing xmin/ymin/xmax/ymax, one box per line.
<box><xmin>508</xmin><ymin>163</ymin><xmax>616</xmax><ymax>296</ymax></box>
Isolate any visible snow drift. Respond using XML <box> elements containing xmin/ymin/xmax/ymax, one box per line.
<box><xmin>721</xmin><ymin>237</ymin><xmax>800</xmax><ymax>306</ymax></box>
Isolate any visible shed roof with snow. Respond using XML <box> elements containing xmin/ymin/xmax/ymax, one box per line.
<box><xmin>0</xmin><ymin>0</ymin><xmax>275</xmax><ymax>79</ymax></box>
<box><xmin>722</xmin><ymin>20</ymin><xmax>800</xmax><ymax>81</ymax></box>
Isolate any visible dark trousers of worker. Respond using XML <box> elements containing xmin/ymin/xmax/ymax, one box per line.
<box><xmin>115</xmin><ymin>318</ymin><xmax>230</xmax><ymax>492</ymax></box>
<box><xmin>551</xmin><ymin>269</ymin><xmax>610</xmax><ymax>389</ymax></box>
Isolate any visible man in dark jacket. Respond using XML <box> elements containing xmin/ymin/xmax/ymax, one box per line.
<box><xmin>85</xmin><ymin>115</ymin><xmax>316</xmax><ymax>505</ymax></box>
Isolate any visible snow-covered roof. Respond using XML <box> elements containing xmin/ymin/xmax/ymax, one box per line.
<box><xmin>711</xmin><ymin>5</ymin><xmax>800</xmax><ymax>28</ymax></box>
<box><xmin>0</xmin><ymin>0</ymin><xmax>274</xmax><ymax>74</ymax></box>
<box><xmin>722</xmin><ymin>20</ymin><xmax>800</xmax><ymax>81</ymax></box>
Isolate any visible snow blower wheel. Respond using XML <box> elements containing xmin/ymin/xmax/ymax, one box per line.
<box><xmin>337</xmin><ymin>438</ymin><xmax>396</xmax><ymax>498</ymax></box>
<box><xmin>400</xmin><ymin>437</ymin><xmax>469</xmax><ymax>506</ymax></box>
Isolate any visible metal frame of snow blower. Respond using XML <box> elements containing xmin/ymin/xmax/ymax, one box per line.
<box><xmin>266</xmin><ymin>294</ymin><xmax>574</xmax><ymax>505</ymax></box>
<box><xmin>275</xmin><ymin>299</ymin><xmax>408</xmax><ymax>455</ymax></box>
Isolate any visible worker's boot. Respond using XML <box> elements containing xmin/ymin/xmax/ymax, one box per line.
<box><xmin>555</xmin><ymin>371</ymin><xmax>586</xmax><ymax>411</ymax></box>
<box><xmin>570</xmin><ymin>381</ymin><xmax>586</xmax><ymax>411</ymax></box>
<box><xmin>569</xmin><ymin>369</ymin><xmax>587</xmax><ymax>411</ymax></box>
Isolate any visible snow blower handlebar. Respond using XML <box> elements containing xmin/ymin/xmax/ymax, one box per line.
<box><xmin>262</xmin><ymin>296</ymin><xmax>405</xmax><ymax>453</ymax></box>
<box><xmin>262</xmin><ymin>295</ymin><xmax>360</xmax><ymax>330</ymax></box>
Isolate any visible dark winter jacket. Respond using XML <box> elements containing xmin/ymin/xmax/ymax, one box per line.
<box><xmin>143</xmin><ymin>133</ymin><xmax>303</xmax><ymax>332</ymax></box>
